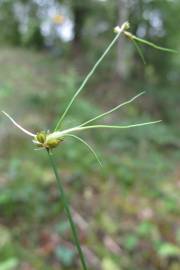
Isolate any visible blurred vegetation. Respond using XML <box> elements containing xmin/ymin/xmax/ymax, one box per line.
<box><xmin>0</xmin><ymin>0</ymin><xmax>180</xmax><ymax>269</ymax></box>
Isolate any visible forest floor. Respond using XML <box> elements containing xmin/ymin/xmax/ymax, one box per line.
<box><xmin>0</xmin><ymin>48</ymin><xmax>179</xmax><ymax>270</ymax></box>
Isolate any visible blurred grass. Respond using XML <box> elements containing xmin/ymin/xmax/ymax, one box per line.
<box><xmin>0</xmin><ymin>47</ymin><xmax>179</xmax><ymax>270</ymax></box>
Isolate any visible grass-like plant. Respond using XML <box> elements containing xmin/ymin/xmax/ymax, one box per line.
<box><xmin>2</xmin><ymin>21</ymin><xmax>175</xmax><ymax>269</ymax></box>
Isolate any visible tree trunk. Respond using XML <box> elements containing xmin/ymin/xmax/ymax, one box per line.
<box><xmin>72</xmin><ymin>2</ymin><xmax>88</xmax><ymax>47</ymax></box>
<box><xmin>116</xmin><ymin>0</ymin><xmax>129</xmax><ymax>80</ymax></box>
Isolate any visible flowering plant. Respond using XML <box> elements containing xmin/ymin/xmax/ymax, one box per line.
<box><xmin>3</xmin><ymin>22</ymin><xmax>175</xmax><ymax>270</ymax></box>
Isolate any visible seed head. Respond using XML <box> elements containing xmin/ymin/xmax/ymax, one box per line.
<box><xmin>46</xmin><ymin>138</ymin><xmax>62</xmax><ymax>149</ymax></box>
<box><xmin>36</xmin><ymin>132</ymin><xmax>46</xmax><ymax>144</ymax></box>
<box><xmin>33</xmin><ymin>131</ymin><xmax>64</xmax><ymax>150</ymax></box>
<box><xmin>114</xmin><ymin>22</ymin><xmax>130</xmax><ymax>34</ymax></box>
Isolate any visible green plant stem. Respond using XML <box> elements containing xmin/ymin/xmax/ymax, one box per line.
<box><xmin>47</xmin><ymin>150</ymin><xmax>88</xmax><ymax>270</ymax></box>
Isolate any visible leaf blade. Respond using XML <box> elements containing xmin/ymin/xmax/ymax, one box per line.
<box><xmin>64</xmin><ymin>134</ymin><xmax>103</xmax><ymax>167</ymax></box>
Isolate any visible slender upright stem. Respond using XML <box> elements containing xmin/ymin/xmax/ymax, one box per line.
<box><xmin>54</xmin><ymin>23</ymin><xmax>128</xmax><ymax>131</ymax></box>
<box><xmin>47</xmin><ymin>150</ymin><xmax>88</xmax><ymax>270</ymax></box>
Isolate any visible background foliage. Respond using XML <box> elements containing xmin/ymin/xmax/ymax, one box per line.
<box><xmin>0</xmin><ymin>0</ymin><xmax>179</xmax><ymax>269</ymax></box>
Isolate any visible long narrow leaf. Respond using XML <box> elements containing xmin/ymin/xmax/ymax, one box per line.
<box><xmin>47</xmin><ymin>120</ymin><xmax>162</xmax><ymax>141</ymax></box>
<box><xmin>79</xmin><ymin>91</ymin><xmax>145</xmax><ymax>127</ymax></box>
<box><xmin>2</xmin><ymin>111</ymin><xmax>35</xmax><ymax>137</ymax></box>
<box><xmin>132</xmin><ymin>34</ymin><xmax>177</xmax><ymax>53</ymax></box>
<box><xmin>132</xmin><ymin>39</ymin><xmax>146</xmax><ymax>64</ymax></box>
<box><xmin>64</xmin><ymin>134</ymin><xmax>102</xmax><ymax>167</ymax></box>
<box><xmin>77</xmin><ymin>120</ymin><xmax>162</xmax><ymax>132</ymax></box>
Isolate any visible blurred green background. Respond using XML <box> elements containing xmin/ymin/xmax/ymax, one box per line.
<box><xmin>0</xmin><ymin>0</ymin><xmax>180</xmax><ymax>269</ymax></box>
